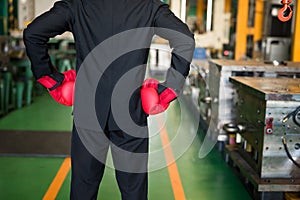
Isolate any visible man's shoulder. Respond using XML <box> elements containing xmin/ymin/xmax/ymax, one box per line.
<box><xmin>58</xmin><ymin>0</ymin><xmax>75</xmax><ymax>7</ymax></box>
<box><xmin>150</xmin><ymin>0</ymin><xmax>167</xmax><ymax>6</ymax></box>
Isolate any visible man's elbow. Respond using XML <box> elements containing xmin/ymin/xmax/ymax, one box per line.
<box><xmin>190</xmin><ymin>36</ymin><xmax>196</xmax><ymax>52</ymax></box>
<box><xmin>23</xmin><ymin>26</ymin><xmax>32</xmax><ymax>45</ymax></box>
<box><xmin>186</xmin><ymin>35</ymin><xmax>196</xmax><ymax>60</ymax></box>
<box><xmin>23</xmin><ymin>24</ymin><xmax>40</xmax><ymax>46</ymax></box>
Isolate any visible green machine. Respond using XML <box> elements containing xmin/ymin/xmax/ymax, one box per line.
<box><xmin>0</xmin><ymin>0</ymin><xmax>8</xmax><ymax>35</ymax></box>
<box><xmin>0</xmin><ymin>0</ymin><xmax>18</xmax><ymax>35</ymax></box>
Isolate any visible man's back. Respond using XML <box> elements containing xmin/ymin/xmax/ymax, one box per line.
<box><xmin>69</xmin><ymin>0</ymin><xmax>163</xmax><ymax>62</ymax></box>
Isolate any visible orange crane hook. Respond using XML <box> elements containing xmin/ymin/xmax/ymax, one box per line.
<box><xmin>278</xmin><ymin>0</ymin><xmax>293</xmax><ymax>22</ymax></box>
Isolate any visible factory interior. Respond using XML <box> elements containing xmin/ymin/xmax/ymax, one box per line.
<box><xmin>0</xmin><ymin>0</ymin><xmax>300</xmax><ymax>199</ymax></box>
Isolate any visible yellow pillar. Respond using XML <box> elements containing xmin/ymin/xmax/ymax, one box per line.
<box><xmin>292</xmin><ymin>1</ymin><xmax>300</xmax><ymax>61</ymax></box>
<box><xmin>197</xmin><ymin>0</ymin><xmax>204</xmax><ymax>18</ymax></box>
<box><xmin>234</xmin><ymin>0</ymin><xmax>264</xmax><ymax>60</ymax></box>
<box><xmin>253</xmin><ymin>0</ymin><xmax>263</xmax><ymax>42</ymax></box>
<box><xmin>196</xmin><ymin>0</ymin><xmax>204</xmax><ymax>32</ymax></box>
<box><xmin>235</xmin><ymin>0</ymin><xmax>249</xmax><ymax>60</ymax></box>
<box><xmin>224</xmin><ymin>0</ymin><xmax>231</xmax><ymax>13</ymax></box>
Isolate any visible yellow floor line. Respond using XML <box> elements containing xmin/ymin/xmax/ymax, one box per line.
<box><xmin>43</xmin><ymin>157</ymin><xmax>71</xmax><ymax>200</ymax></box>
<box><xmin>159</xmin><ymin>120</ymin><xmax>186</xmax><ymax>200</ymax></box>
<box><xmin>43</xmin><ymin>121</ymin><xmax>185</xmax><ymax>200</ymax></box>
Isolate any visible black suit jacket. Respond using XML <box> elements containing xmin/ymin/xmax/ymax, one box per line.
<box><xmin>23</xmin><ymin>0</ymin><xmax>195</xmax><ymax>131</ymax></box>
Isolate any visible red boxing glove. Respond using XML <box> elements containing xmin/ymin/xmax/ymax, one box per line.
<box><xmin>141</xmin><ymin>78</ymin><xmax>177</xmax><ymax>115</ymax></box>
<box><xmin>37</xmin><ymin>70</ymin><xmax>76</xmax><ymax>106</ymax></box>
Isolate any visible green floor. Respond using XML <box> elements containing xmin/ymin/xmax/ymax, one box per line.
<box><xmin>0</xmin><ymin>94</ymin><xmax>73</xmax><ymax>131</ymax></box>
<box><xmin>0</xmin><ymin>94</ymin><xmax>252</xmax><ymax>200</ymax></box>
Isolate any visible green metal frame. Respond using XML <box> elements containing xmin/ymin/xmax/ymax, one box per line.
<box><xmin>0</xmin><ymin>0</ymin><xmax>8</xmax><ymax>35</ymax></box>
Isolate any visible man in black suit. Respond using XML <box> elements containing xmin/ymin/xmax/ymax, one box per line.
<box><xmin>23</xmin><ymin>0</ymin><xmax>195</xmax><ymax>199</ymax></box>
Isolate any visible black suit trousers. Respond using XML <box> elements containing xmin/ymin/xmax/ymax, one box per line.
<box><xmin>70</xmin><ymin>125</ymin><xmax>149</xmax><ymax>200</ymax></box>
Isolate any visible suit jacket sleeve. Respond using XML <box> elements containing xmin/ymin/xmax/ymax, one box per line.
<box><xmin>153</xmin><ymin>2</ymin><xmax>195</xmax><ymax>94</ymax></box>
<box><xmin>23</xmin><ymin>1</ymin><xmax>73</xmax><ymax>79</ymax></box>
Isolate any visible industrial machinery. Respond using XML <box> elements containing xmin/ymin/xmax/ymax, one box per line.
<box><xmin>262</xmin><ymin>0</ymin><xmax>293</xmax><ymax>61</ymax></box>
<box><xmin>187</xmin><ymin>58</ymin><xmax>210</xmax><ymax>127</ymax></box>
<box><xmin>224</xmin><ymin>76</ymin><xmax>300</xmax><ymax>199</ymax></box>
<box><xmin>0</xmin><ymin>36</ymin><xmax>10</xmax><ymax>115</ymax></box>
<box><xmin>193</xmin><ymin>0</ymin><xmax>231</xmax><ymax>53</ymax></box>
<box><xmin>206</xmin><ymin>59</ymin><xmax>300</xmax><ymax>146</ymax></box>
<box><xmin>0</xmin><ymin>36</ymin><xmax>10</xmax><ymax>68</ymax></box>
